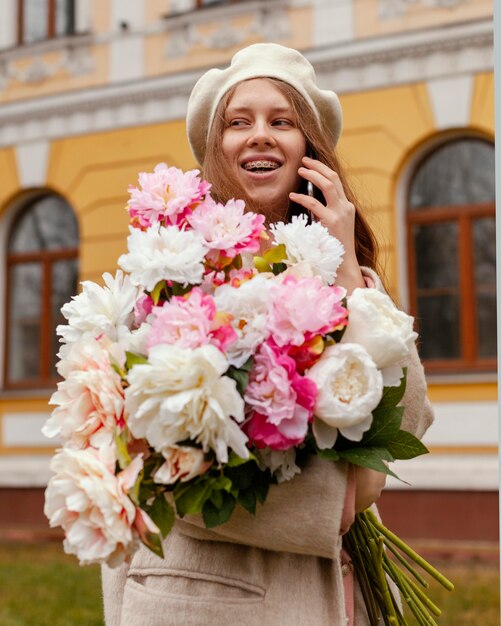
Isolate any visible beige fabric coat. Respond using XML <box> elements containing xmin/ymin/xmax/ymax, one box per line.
<box><xmin>102</xmin><ymin>269</ymin><xmax>434</xmax><ymax>626</ymax></box>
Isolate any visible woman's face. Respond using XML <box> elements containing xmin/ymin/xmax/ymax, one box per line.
<box><xmin>221</xmin><ymin>78</ymin><xmax>307</xmax><ymax>219</ymax></box>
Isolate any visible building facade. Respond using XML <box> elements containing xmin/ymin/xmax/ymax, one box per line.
<box><xmin>0</xmin><ymin>0</ymin><xmax>496</xmax><ymax>542</ymax></box>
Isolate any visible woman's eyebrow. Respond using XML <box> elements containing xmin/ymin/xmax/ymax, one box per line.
<box><xmin>225</xmin><ymin>105</ymin><xmax>293</xmax><ymax>114</ymax></box>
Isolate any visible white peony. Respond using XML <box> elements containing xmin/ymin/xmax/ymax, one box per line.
<box><xmin>342</xmin><ymin>288</ymin><xmax>417</xmax><ymax>385</ymax></box>
<box><xmin>43</xmin><ymin>337</ymin><xmax>125</xmax><ymax>449</ymax></box>
<box><xmin>44</xmin><ymin>447</ymin><xmax>154</xmax><ymax>566</ymax></box>
<box><xmin>213</xmin><ymin>274</ymin><xmax>272</xmax><ymax>367</ymax></box>
<box><xmin>125</xmin><ymin>344</ymin><xmax>248</xmax><ymax>464</ymax></box>
<box><xmin>153</xmin><ymin>445</ymin><xmax>212</xmax><ymax>484</ymax></box>
<box><xmin>57</xmin><ymin>271</ymin><xmax>139</xmax><ymax>345</ymax></box>
<box><xmin>270</xmin><ymin>214</ymin><xmax>344</xmax><ymax>285</ymax></box>
<box><xmin>118</xmin><ymin>225</ymin><xmax>208</xmax><ymax>291</ymax></box>
<box><xmin>255</xmin><ymin>447</ymin><xmax>301</xmax><ymax>483</ymax></box>
<box><xmin>307</xmin><ymin>343</ymin><xmax>383</xmax><ymax>448</ymax></box>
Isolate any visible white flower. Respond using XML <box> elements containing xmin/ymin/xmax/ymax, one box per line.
<box><xmin>342</xmin><ymin>288</ymin><xmax>417</xmax><ymax>385</ymax></box>
<box><xmin>44</xmin><ymin>447</ymin><xmax>151</xmax><ymax>566</ymax></box>
<box><xmin>213</xmin><ymin>274</ymin><xmax>272</xmax><ymax>367</ymax></box>
<box><xmin>43</xmin><ymin>337</ymin><xmax>125</xmax><ymax>449</ymax></box>
<box><xmin>120</xmin><ymin>323</ymin><xmax>151</xmax><ymax>356</ymax></box>
<box><xmin>118</xmin><ymin>225</ymin><xmax>207</xmax><ymax>291</ymax></box>
<box><xmin>270</xmin><ymin>214</ymin><xmax>344</xmax><ymax>285</ymax></box>
<box><xmin>153</xmin><ymin>445</ymin><xmax>212</xmax><ymax>484</ymax></box>
<box><xmin>307</xmin><ymin>343</ymin><xmax>383</xmax><ymax>448</ymax></box>
<box><xmin>255</xmin><ymin>447</ymin><xmax>301</xmax><ymax>483</ymax></box>
<box><xmin>125</xmin><ymin>344</ymin><xmax>248</xmax><ymax>464</ymax></box>
<box><xmin>57</xmin><ymin>271</ymin><xmax>139</xmax><ymax>345</ymax></box>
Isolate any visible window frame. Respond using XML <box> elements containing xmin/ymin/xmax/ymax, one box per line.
<box><xmin>4</xmin><ymin>197</ymin><xmax>78</xmax><ymax>390</ymax></box>
<box><xmin>406</xmin><ymin>138</ymin><xmax>496</xmax><ymax>374</ymax></box>
<box><xmin>17</xmin><ymin>0</ymin><xmax>75</xmax><ymax>45</ymax></box>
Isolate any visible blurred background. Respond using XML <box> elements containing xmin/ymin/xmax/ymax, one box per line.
<box><xmin>0</xmin><ymin>0</ymin><xmax>496</xmax><ymax>623</ymax></box>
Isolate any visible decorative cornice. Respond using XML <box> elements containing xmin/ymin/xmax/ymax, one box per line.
<box><xmin>0</xmin><ymin>18</ymin><xmax>492</xmax><ymax>148</ymax></box>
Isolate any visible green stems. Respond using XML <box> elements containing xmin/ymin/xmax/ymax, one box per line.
<box><xmin>344</xmin><ymin>511</ymin><xmax>454</xmax><ymax>625</ymax></box>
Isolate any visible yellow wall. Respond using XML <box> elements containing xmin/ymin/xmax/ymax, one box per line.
<box><xmin>47</xmin><ymin>120</ymin><xmax>196</xmax><ymax>284</ymax></box>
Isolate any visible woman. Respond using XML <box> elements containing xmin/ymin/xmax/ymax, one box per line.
<box><xmin>102</xmin><ymin>43</ymin><xmax>434</xmax><ymax>626</ymax></box>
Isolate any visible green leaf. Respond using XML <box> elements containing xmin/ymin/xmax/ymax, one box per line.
<box><xmin>360</xmin><ymin>406</ymin><xmax>404</xmax><ymax>447</ymax></box>
<box><xmin>337</xmin><ymin>447</ymin><xmax>399</xmax><ymax>479</ymax></box>
<box><xmin>387</xmin><ymin>430</ymin><xmax>429</xmax><ymax>460</ymax></box>
<box><xmin>174</xmin><ymin>479</ymin><xmax>213</xmax><ymax>517</ymax></box>
<box><xmin>125</xmin><ymin>351</ymin><xmax>148</xmax><ymax>370</ymax></box>
<box><xmin>202</xmin><ymin>492</ymin><xmax>236</xmax><ymax>528</ymax></box>
<box><xmin>114</xmin><ymin>430</ymin><xmax>131</xmax><ymax>470</ymax></box>
<box><xmin>378</xmin><ymin>368</ymin><xmax>407</xmax><ymax>409</ymax></box>
<box><xmin>237</xmin><ymin>489</ymin><xmax>257</xmax><ymax>515</ymax></box>
<box><xmin>226</xmin><ymin>366</ymin><xmax>250</xmax><ymax>396</ymax></box>
<box><xmin>148</xmin><ymin>494</ymin><xmax>175</xmax><ymax>538</ymax></box>
<box><xmin>253</xmin><ymin>469</ymin><xmax>273</xmax><ymax>504</ymax></box>
<box><xmin>254</xmin><ymin>244</ymin><xmax>287</xmax><ymax>273</ymax></box>
<box><xmin>271</xmin><ymin>262</ymin><xmax>287</xmax><ymax>275</ymax></box>
<box><xmin>317</xmin><ymin>448</ymin><xmax>340</xmax><ymax>461</ymax></box>
<box><xmin>224</xmin><ymin>462</ymin><xmax>258</xmax><ymax>491</ymax></box>
<box><xmin>141</xmin><ymin>528</ymin><xmax>164</xmax><ymax>559</ymax></box>
<box><xmin>150</xmin><ymin>280</ymin><xmax>166</xmax><ymax>305</ymax></box>
<box><xmin>210</xmin><ymin>490</ymin><xmax>223</xmax><ymax>508</ymax></box>
<box><xmin>227</xmin><ymin>450</ymin><xmax>255</xmax><ymax>467</ymax></box>
<box><xmin>212</xmin><ymin>475</ymin><xmax>233</xmax><ymax>492</ymax></box>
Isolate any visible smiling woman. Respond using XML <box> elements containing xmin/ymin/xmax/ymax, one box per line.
<box><xmin>101</xmin><ymin>43</ymin><xmax>434</xmax><ymax>626</ymax></box>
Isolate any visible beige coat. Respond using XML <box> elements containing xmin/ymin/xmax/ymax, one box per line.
<box><xmin>102</xmin><ymin>270</ymin><xmax>434</xmax><ymax>626</ymax></box>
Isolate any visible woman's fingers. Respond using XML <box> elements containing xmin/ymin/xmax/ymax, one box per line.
<box><xmin>301</xmin><ymin>156</ymin><xmax>348</xmax><ymax>201</ymax></box>
<box><xmin>288</xmin><ymin>191</ymin><xmax>331</xmax><ymax>222</ymax></box>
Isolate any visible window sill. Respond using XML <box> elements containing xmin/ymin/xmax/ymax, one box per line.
<box><xmin>163</xmin><ymin>0</ymin><xmax>287</xmax><ymax>29</ymax></box>
<box><xmin>0</xmin><ymin>31</ymin><xmax>93</xmax><ymax>58</ymax></box>
<box><xmin>427</xmin><ymin>372</ymin><xmax>498</xmax><ymax>385</ymax></box>
<box><xmin>0</xmin><ymin>388</ymin><xmax>54</xmax><ymax>400</ymax></box>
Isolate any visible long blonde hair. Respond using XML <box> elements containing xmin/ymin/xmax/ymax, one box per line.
<box><xmin>202</xmin><ymin>77</ymin><xmax>381</xmax><ymax>273</ymax></box>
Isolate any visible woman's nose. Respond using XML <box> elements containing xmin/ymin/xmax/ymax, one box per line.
<box><xmin>246</xmin><ymin>120</ymin><xmax>276</xmax><ymax>147</ymax></box>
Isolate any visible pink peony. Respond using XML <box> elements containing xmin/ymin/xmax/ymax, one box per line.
<box><xmin>44</xmin><ymin>446</ymin><xmax>159</xmax><ymax>566</ymax></box>
<box><xmin>43</xmin><ymin>336</ymin><xmax>125</xmax><ymax>449</ymax></box>
<box><xmin>244</xmin><ymin>340</ymin><xmax>317</xmax><ymax>450</ymax></box>
<box><xmin>128</xmin><ymin>163</ymin><xmax>210</xmax><ymax>228</ymax></box>
<box><xmin>188</xmin><ymin>197</ymin><xmax>265</xmax><ymax>266</ymax></box>
<box><xmin>147</xmin><ymin>288</ymin><xmax>236</xmax><ymax>352</ymax></box>
<box><xmin>134</xmin><ymin>293</ymin><xmax>154</xmax><ymax>326</ymax></box>
<box><xmin>268</xmin><ymin>275</ymin><xmax>347</xmax><ymax>347</ymax></box>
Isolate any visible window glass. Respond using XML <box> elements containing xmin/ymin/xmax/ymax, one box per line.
<box><xmin>409</xmin><ymin>140</ymin><xmax>495</xmax><ymax>210</ymax></box>
<box><xmin>50</xmin><ymin>258</ymin><xmax>78</xmax><ymax>375</ymax></box>
<box><xmin>55</xmin><ymin>0</ymin><xmax>75</xmax><ymax>36</ymax></box>
<box><xmin>9</xmin><ymin>195</ymin><xmax>78</xmax><ymax>253</ymax></box>
<box><xmin>473</xmin><ymin>216</ymin><xmax>496</xmax><ymax>358</ymax></box>
<box><xmin>22</xmin><ymin>0</ymin><xmax>48</xmax><ymax>44</ymax></box>
<box><xmin>7</xmin><ymin>263</ymin><xmax>42</xmax><ymax>382</ymax></box>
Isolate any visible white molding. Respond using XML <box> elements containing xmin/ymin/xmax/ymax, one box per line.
<box><xmin>0</xmin><ymin>19</ymin><xmax>492</xmax><ymax>147</ymax></box>
<box><xmin>386</xmin><ymin>454</ymin><xmax>498</xmax><ymax>490</ymax></box>
<box><xmin>75</xmin><ymin>0</ymin><xmax>93</xmax><ymax>34</ymax></box>
<box><xmin>15</xmin><ymin>141</ymin><xmax>50</xmax><ymax>187</ymax></box>
<box><xmin>0</xmin><ymin>452</ymin><xmax>496</xmax><ymax>489</ymax></box>
<box><xmin>426</xmin><ymin>75</ymin><xmax>474</xmax><ymax>130</ymax></box>
<box><xmin>424</xmin><ymin>401</ymin><xmax>498</xmax><ymax>447</ymax></box>
<box><xmin>2</xmin><ymin>412</ymin><xmax>53</xmax><ymax>447</ymax></box>
<box><xmin>312</xmin><ymin>0</ymin><xmax>355</xmax><ymax>47</ymax></box>
<box><xmin>0</xmin><ymin>455</ymin><xmax>53</xmax><ymax>487</ymax></box>
<box><xmin>109</xmin><ymin>0</ymin><xmax>144</xmax><ymax>83</ymax></box>
<box><xmin>0</xmin><ymin>1</ymin><xmax>17</xmax><ymax>50</ymax></box>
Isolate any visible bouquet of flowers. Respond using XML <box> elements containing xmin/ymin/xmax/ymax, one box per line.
<box><xmin>43</xmin><ymin>164</ymin><xmax>452</xmax><ymax>624</ymax></box>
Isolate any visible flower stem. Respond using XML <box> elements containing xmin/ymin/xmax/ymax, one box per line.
<box><xmin>365</xmin><ymin>510</ymin><xmax>454</xmax><ymax>591</ymax></box>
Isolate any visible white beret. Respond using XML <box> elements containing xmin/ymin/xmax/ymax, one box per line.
<box><xmin>186</xmin><ymin>43</ymin><xmax>343</xmax><ymax>165</ymax></box>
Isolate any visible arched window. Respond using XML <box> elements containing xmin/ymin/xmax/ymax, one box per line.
<box><xmin>5</xmin><ymin>193</ymin><xmax>78</xmax><ymax>389</ymax></box>
<box><xmin>407</xmin><ymin>138</ymin><xmax>495</xmax><ymax>374</ymax></box>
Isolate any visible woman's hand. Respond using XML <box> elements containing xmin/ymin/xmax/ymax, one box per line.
<box><xmin>354</xmin><ymin>466</ymin><xmax>387</xmax><ymax>514</ymax></box>
<box><xmin>289</xmin><ymin>156</ymin><xmax>365</xmax><ymax>294</ymax></box>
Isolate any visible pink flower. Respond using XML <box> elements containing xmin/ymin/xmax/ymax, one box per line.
<box><xmin>128</xmin><ymin>163</ymin><xmax>210</xmax><ymax>228</ymax></box>
<box><xmin>134</xmin><ymin>294</ymin><xmax>154</xmax><ymax>326</ymax></box>
<box><xmin>244</xmin><ymin>340</ymin><xmax>317</xmax><ymax>450</ymax></box>
<box><xmin>268</xmin><ymin>275</ymin><xmax>347</xmax><ymax>347</ymax></box>
<box><xmin>147</xmin><ymin>288</ymin><xmax>236</xmax><ymax>352</ymax></box>
<box><xmin>188</xmin><ymin>197</ymin><xmax>265</xmax><ymax>265</ymax></box>
<box><xmin>43</xmin><ymin>336</ymin><xmax>125</xmax><ymax>449</ymax></box>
